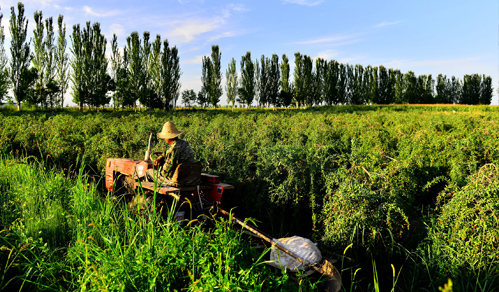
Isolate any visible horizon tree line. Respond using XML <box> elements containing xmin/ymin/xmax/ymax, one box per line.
<box><xmin>184</xmin><ymin>50</ymin><xmax>494</xmax><ymax>108</ymax></box>
<box><xmin>0</xmin><ymin>2</ymin><xmax>181</xmax><ymax>111</ymax></box>
<box><xmin>0</xmin><ymin>2</ymin><xmax>494</xmax><ymax>111</ymax></box>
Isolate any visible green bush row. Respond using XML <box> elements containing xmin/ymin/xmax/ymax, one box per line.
<box><xmin>1</xmin><ymin>105</ymin><xmax>498</xmax><ymax>289</ymax></box>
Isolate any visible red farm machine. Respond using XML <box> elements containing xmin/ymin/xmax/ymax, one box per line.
<box><xmin>104</xmin><ymin>134</ymin><xmax>341</xmax><ymax>291</ymax></box>
<box><xmin>104</xmin><ymin>134</ymin><xmax>233</xmax><ymax>221</ymax></box>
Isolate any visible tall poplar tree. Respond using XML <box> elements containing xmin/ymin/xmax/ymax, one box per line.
<box><xmin>201</xmin><ymin>45</ymin><xmax>222</xmax><ymax>107</ymax></box>
<box><xmin>126</xmin><ymin>31</ymin><xmax>142</xmax><ymax>110</ymax></box>
<box><xmin>313</xmin><ymin>58</ymin><xmax>326</xmax><ymax>105</ymax></box>
<box><xmin>109</xmin><ymin>34</ymin><xmax>121</xmax><ymax>108</ymax></box>
<box><xmin>293</xmin><ymin>52</ymin><xmax>304</xmax><ymax>107</ymax></box>
<box><xmin>479</xmin><ymin>75</ymin><xmax>493</xmax><ymax>105</ymax></box>
<box><xmin>55</xmin><ymin>15</ymin><xmax>68</xmax><ymax>108</ymax></box>
<box><xmin>302</xmin><ymin>55</ymin><xmax>314</xmax><ymax>106</ymax></box>
<box><xmin>238</xmin><ymin>51</ymin><xmax>255</xmax><ymax>107</ymax></box>
<box><xmin>337</xmin><ymin>63</ymin><xmax>348</xmax><ymax>104</ymax></box>
<box><xmin>268</xmin><ymin>54</ymin><xmax>280</xmax><ymax>107</ymax></box>
<box><xmin>461</xmin><ymin>74</ymin><xmax>481</xmax><ymax>104</ymax></box>
<box><xmin>404</xmin><ymin>71</ymin><xmax>418</xmax><ymax>104</ymax></box>
<box><xmin>279</xmin><ymin>54</ymin><xmax>292</xmax><ymax>107</ymax></box>
<box><xmin>351</xmin><ymin>64</ymin><xmax>364</xmax><ymax>105</ymax></box>
<box><xmin>44</xmin><ymin>16</ymin><xmax>57</xmax><ymax>107</ymax></box>
<box><xmin>201</xmin><ymin>55</ymin><xmax>212</xmax><ymax>108</ymax></box>
<box><xmin>70</xmin><ymin>24</ymin><xmax>84</xmax><ymax>110</ymax></box>
<box><xmin>436</xmin><ymin>74</ymin><xmax>451</xmax><ymax>104</ymax></box>
<box><xmin>87</xmin><ymin>22</ymin><xmax>109</xmax><ymax>108</ymax></box>
<box><xmin>0</xmin><ymin>9</ymin><xmax>9</xmax><ymax>102</ymax></box>
<box><xmin>138</xmin><ymin>31</ymin><xmax>152</xmax><ymax>108</ymax></box>
<box><xmin>160</xmin><ymin>39</ymin><xmax>181</xmax><ymax>110</ymax></box>
<box><xmin>257</xmin><ymin>54</ymin><xmax>270</xmax><ymax>107</ymax></box>
<box><xmin>254</xmin><ymin>59</ymin><xmax>260</xmax><ymax>105</ymax></box>
<box><xmin>31</xmin><ymin>11</ymin><xmax>45</xmax><ymax>106</ymax></box>
<box><xmin>394</xmin><ymin>70</ymin><xmax>405</xmax><ymax>103</ymax></box>
<box><xmin>149</xmin><ymin>34</ymin><xmax>162</xmax><ymax>108</ymax></box>
<box><xmin>71</xmin><ymin>22</ymin><xmax>108</xmax><ymax>110</ymax></box>
<box><xmin>449</xmin><ymin>76</ymin><xmax>462</xmax><ymax>104</ymax></box>
<box><xmin>345</xmin><ymin>64</ymin><xmax>354</xmax><ymax>104</ymax></box>
<box><xmin>209</xmin><ymin>45</ymin><xmax>222</xmax><ymax>107</ymax></box>
<box><xmin>9</xmin><ymin>2</ymin><xmax>31</xmax><ymax>111</ymax></box>
<box><xmin>225</xmin><ymin>57</ymin><xmax>238</xmax><ymax>108</ymax></box>
<box><xmin>325</xmin><ymin>60</ymin><xmax>339</xmax><ymax>105</ymax></box>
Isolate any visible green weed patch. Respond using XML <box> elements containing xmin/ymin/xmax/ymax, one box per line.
<box><xmin>1</xmin><ymin>105</ymin><xmax>498</xmax><ymax>290</ymax></box>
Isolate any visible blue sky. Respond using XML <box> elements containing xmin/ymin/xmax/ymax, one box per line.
<box><xmin>1</xmin><ymin>0</ymin><xmax>497</xmax><ymax>105</ymax></box>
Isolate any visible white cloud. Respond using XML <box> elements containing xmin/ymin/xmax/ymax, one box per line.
<box><xmin>207</xmin><ymin>31</ymin><xmax>236</xmax><ymax>42</ymax></box>
<box><xmin>283</xmin><ymin>0</ymin><xmax>324</xmax><ymax>6</ymax></box>
<box><xmin>295</xmin><ymin>36</ymin><xmax>350</xmax><ymax>45</ymax></box>
<box><xmin>10</xmin><ymin>0</ymin><xmax>57</xmax><ymax>8</ymax></box>
<box><xmin>315</xmin><ymin>49</ymin><xmax>339</xmax><ymax>60</ymax></box>
<box><xmin>293</xmin><ymin>34</ymin><xmax>361</xmax><ymax>46</ymax></box>
<box><xmin>109</xmin><ymin>23</ymin><xmax>125</xmax><ymax>37</ymax></box>
<box><xmin>83</xmin><ymin>6</ymin><xmax>121</xmax><ymax>18</ymax></box>
<box><xmin>226</xmin><ymin>3</ymin><xmax>249</xmax><ymax>12</ymax></box>
<box><xmin>169</xmin><ymin>18</ymin><xmax>223</xmax><ymax>43</ymax></box>
<box><xmin>184</xmin><ymin>55</ymin><xmax>205</xmax><ymax>65</ymax></box>
<box><xmin>373</xmin><ymin>20</ymin><xmax>402</xmax><ymax>28</ymax></box>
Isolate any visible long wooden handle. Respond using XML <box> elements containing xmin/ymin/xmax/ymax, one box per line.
<box><xmin>218</xmin><ymin>208</ymin><xmax>321</xmax><ymax>272</ymax></box>
<box><xmin>144</xmin><ymin>133</ymin><xmax>153</xmax><ymax>161</ymax></box>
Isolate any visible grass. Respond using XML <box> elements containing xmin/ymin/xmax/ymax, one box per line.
<box><xmin>0</xmin><ymin>155</ymin><xmax>325</xmax><ymax>291</ymax></box>
<box><xmin>1</xmin><ymin>105</ymin><xmax>498</xmax><ymax>291</ymax></box>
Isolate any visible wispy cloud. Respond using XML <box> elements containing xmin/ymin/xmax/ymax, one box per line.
<box><xmin>314</xmin><ymin>49</ymin><xmax>365</xmax><ymax>63</ymax></box>
<box><xmin>167</xmin><ymin>3</ymin><xmax>246</xmax><ymax>44</ymax></box>
<box><xmin>169</xmin><ymin>18</ymin><xmax>223</xmax><ymax>43</ymax></box>
<box><xmin>373</xmin><ymin>20</ymin><xmax>402</xmax><ymax>28</ymax></box>
<box><xmin>53</xmin><ymin>4</ymin><xmax>74</xmax><ymax>11</ymax></box>
<box><xmin>83</xmin><ymin>6</ymin><xmax>121</xmax><ymax>18</ymax></box>
<box><xmin>283</xmin><ymin>0</ymin><xmax>324</xmax><ymax>6</ymax></box>
<box><xmin>226</xmin><ymin>3</ymin><xmax>249</xmax><ymax>12</ymax></box>
<box><xmin>9</xmin><ymin>0</ymin><xmax>58</xmax><ymax>8</ymax></box>
<box><xmin>207</xmin><ymin>31</ymin><xmax>236</xmax><ymax>42</ymax></box>
<box><xmin>315</xmin><ymin>49</ymin><xmax>339</xmax><ymax>60</ymax></box>
<box><xmin>184</xmin><ymin>55</ymin><xmax>206</xmax><ymax>65</ymax></box>
<box><xmin>221</xmin><ymin>3</ymin><xmax>249</xmax><ymax>18</ymax></box>
<box><xmin>293</xmin><ymin>34</ymin><xmax>360</xmax><ymax>46</ymax></box>
<box><xmin>109</xmin><ymin>23</ymin><xmax>125</xmax><ymax>37</ymax></box>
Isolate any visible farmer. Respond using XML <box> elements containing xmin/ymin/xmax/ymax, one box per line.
<box><xmin>146</xmin><ymin>121</ymin><xmax>195</xmax><ymax>185</ymax></box>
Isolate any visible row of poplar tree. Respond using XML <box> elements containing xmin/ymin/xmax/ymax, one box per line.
<box><xmin>188</xmin><ymin>46</ymin><xmax>494</xmax><ymax>108</ymax></box>
<box><xmin>0</xmin><ymin>2</ymin><xmax>494</xmax><ymax>111</ymax></box>
<box><xmin>0</xmin><ymin>3</ymin><xmax>181</xmax><ymax>111</ymax></box>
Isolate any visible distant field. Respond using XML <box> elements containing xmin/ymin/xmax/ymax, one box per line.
<box><xmin>1</xmin><ymin>105</ymin><xmax>498</xmax><ymax>291</ymax></box>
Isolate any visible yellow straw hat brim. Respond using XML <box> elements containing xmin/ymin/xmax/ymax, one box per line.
<box><xmin>157</xmin><ymin>130</ymin><xmax>183</xmax><ymax>139</ymax></box>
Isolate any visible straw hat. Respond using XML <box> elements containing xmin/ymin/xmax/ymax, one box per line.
<box><xmin>157</xmin><ymin>121</ymin><xmax>183</xmax><ymax>139</ymax></box>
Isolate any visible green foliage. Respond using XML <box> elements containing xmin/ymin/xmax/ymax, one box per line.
<box><xmin>1</xmin><ymin>105</ymin><xmax>499</xmax><ymax>290</ymax></box>
<box><xmin>225</xmin><ymin>57</ymin><xmax>238</xmax><ymax>108</ymax></box>
<box><xmin>0</xmin><ymin>155</ymin><xmax>318</xmax><ymax>291</ymax></box>
<box><xmin>239</xmin><ymin>51</ymin><xmax>255</xmax><ymax>107</ymax></box>
<box><xmin>201</xmin><ymin>45</ymin><xmax>222</xmax><ymax>108</ymax></box>
<box><xmin>9</xmin><ymin>2</ymin><xmax>31</xmax><ymax>111</ymax></box>
<box><xmin>425</xmin><ymin>164</ymin><xmax>499</xmax><ymax>275</ymax></box>
<box><xmin>181</xmin><ymin>89</ymin><xmax>197</xmax><ymax>108</ymax></box>
<box><xmin>0</xmin><ymin>10</ymin><xmax>8</xmax><ymax>103</ymax></box>
<box><xmin>55</xmin><ymin>15</ymin><xmax>69</xmax><ymax>108</ymax></box>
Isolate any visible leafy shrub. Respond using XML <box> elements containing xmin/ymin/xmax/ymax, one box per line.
<box><xmin>425</xmin><ymin>164</ymin><xmax>499</xmax><ymax>275</ymax></box>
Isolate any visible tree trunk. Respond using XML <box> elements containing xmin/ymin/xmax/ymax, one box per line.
<box><xmin>17</xmin><ymin>101</ymin><xmax>21</xmax><ymax>111</ymax></box>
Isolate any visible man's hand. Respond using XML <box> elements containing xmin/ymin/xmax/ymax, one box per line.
<box><xmin>153</xmin><ymin>158</ymin><xmax>162</xmax><ymax>169</ymax></box>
